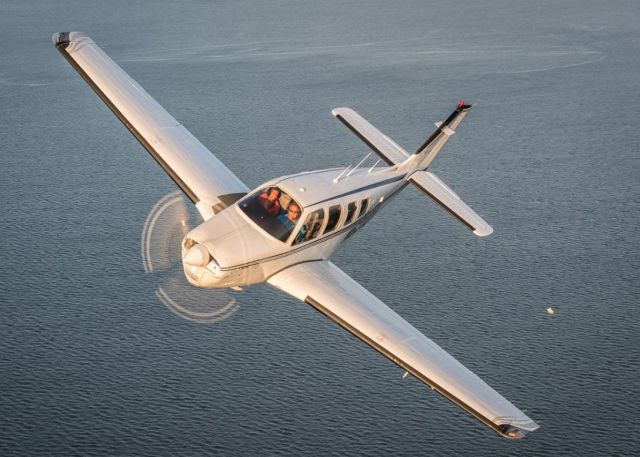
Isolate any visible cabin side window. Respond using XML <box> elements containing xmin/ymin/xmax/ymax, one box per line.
<box><xmin>292</xmin><ymin>208</ymin><xmax>325</xmax><ymax>245</ymax></box>
<box><xmin>357</xmin><ymin>198</ymin><xmax>369</xmax><ymax>219</ymax></box>
<box><xmin>345</xmin><ymin>201</ymin><xmax>357</xmax><ymax>225</ymax></box>
<box><xmin>323</xmin><ymin>205</ymin><xmax>342</xmax><ymax>234</ymax></box>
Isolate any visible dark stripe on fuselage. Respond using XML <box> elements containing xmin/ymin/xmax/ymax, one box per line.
<box><xmin>264</xmin><ymin>259</ymin><xmax>325</xmax><ymax>281</ymax></box>
<box><xmin>220</xmin><ymin>179</ymin><xmax>408</xmax><ymax>271</ymax></box>
<box><xmin>309</xmin><ymin>174</ymin><xmax>407</xmax><ymax>207</ymax></box>
<box><xmin>219</xmin><ymin>210</ymin><xmax>357</xmax><ymax>271</ymax></box>
<box><xmin>55</xmin><ymin>34</ymin><xmax>199</xmax><ymax>204</ymax></box>
<box><xmin>335</xmin><ymin>114</ymin><xmax>396</xmax><ymax>166</ymax></box>
<box><xmin>303</xmin><ymin>295</ymin><xmax>510</xmax><ymax>438</ymax></box>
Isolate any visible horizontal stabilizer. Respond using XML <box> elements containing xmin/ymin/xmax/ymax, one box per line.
<box><xmin>332</xmin><ymin>107</ymin><xmax>409</xmax><ymax>166</ymax></box>
<box><xmin>409</xmin><ymin>171</ymin><xmax>493</xmax><ymax>237</ymax></box>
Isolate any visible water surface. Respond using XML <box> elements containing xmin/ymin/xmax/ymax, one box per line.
<box><xmin>1</xmin><ymin>0</ymin><xmax>639</xmax><ymax>455</ymax></box>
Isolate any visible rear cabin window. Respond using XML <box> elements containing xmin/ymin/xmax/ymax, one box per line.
<box><xmin>345</xmin><ymin>202</ymin><xmax>357</xmax><ymax>225</ymax></box>
<box><xmin>293</xmin><ymin>208</ymin><xmax>325</xmax><ymax>245</ymax></box>
<box><xmin>357</xmin><ymin>199</ymin><xmax>369</xmax><ymax>219</ymax></box>
<box><xmin>323</xmin><ymin>205</ymin><xmax>342</xmax><ymax>234</ymax></box>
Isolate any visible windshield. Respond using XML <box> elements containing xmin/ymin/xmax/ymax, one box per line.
<box><xmin>239</xmin><ymin>187</ymin><xmax>302</xmax><ymax>242</ymax></box>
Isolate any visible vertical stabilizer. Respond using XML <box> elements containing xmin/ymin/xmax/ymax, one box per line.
<box><xmin>411</xmin><ymin>102</ymin><xmax>472</xmax><ymax>170</ymax></box>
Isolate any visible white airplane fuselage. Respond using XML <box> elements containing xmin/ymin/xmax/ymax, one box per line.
<box><xmin>182</xmin><ymin>166</ymin><xmax>409</xmax><ymax>288</ymax></box>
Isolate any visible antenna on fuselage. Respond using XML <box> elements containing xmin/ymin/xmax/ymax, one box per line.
<box><xmin>333</xmin><ymin>164</ymin><xmax>352</xmax><ymax>183</ymax></box>
<box><xmin>334</xmin><ymin>150</ymin><xmax>376</xmax><ymax>183</ymax></box>
<box><xmin>347</xmin><ymin>152</ymin><xmax>372</xmax><ymax>177</ymax></box>
<box><xmin>368</xmin><ymin>158</ymin><xmax>381</xmax><ymax>174</ymax></box>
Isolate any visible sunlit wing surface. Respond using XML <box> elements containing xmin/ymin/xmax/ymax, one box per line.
<box><xmin>332</xmin><ymin>107</ymin><xmax>409</xmax><ymax>165</ymax></box>
<box><xmin>268</xmin><ymin>261</ymin><xmax>538</xmax><ymax>439</ymax></box>
<box><xmin>53</xmin><ymin>32</ymin><xmax>249</xmax><ymax>220</ymax></box>
<box><xmin>410</xmin><ymin>171</ymin><xmax>493</xmax><ymax>237</ymax></box>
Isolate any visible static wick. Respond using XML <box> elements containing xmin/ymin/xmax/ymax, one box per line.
<box><xmin>546</xmin><ymin>307</ymin><xmax>555</xmax><ymax>316</ymax></box>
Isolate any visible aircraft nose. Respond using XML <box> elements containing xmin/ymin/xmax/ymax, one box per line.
<box><xmin>183</xmin><ymin>243</ymin><xmax>210</xmax><ymax>267</ymax></box>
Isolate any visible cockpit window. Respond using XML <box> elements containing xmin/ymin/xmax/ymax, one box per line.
<box><xmin>323</xmin><ymin>204</ymin><xmax>342</xmax><ymax>234</ymax></box>
<box><xmin>292</xmin><ymin>208</ymin><xmax>325</xmax><ymax>245</ymax></box>
<box><xmin>239</xmin><ymin>187</ymin><xmax>302</xmax><ymax>242</ymax></box>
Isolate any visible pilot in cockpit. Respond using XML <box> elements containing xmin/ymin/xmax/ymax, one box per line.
<box><xmin>257</xmin><ymin>187</ymin><xmax>281</xmax><ymax>215</ymax></box>
<box><xmin>240</xmin><ymin>188</ymin><xmax>303</xmax><ymax>242</ymax></box>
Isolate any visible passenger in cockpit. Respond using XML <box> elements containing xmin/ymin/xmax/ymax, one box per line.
<box><xmin>257</xmin><ymin>187</ymin><xmax>281</xmax><ymax>216</ymax></box>
<box><xmin>278</xmin><ymin>203</ymin><xmax>301</xmax><ymax>231</ymax></box>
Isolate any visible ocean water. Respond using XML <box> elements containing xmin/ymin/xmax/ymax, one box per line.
<box><xmin>1</xmin><ymin>0</ymin><xmax>639</xmax><ymax>455</ymax></box>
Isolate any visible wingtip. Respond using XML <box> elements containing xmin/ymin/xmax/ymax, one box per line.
<box><xmin>52</xmin><ymin>32</ymin><xmax>70</xmax><ymax>49</ymax></box>
<box><xmin>498</xmin><ymin>421</ymin><xmax>540</xmax><ymax>440</ymax></box>
<box><xmin>473</xmin><ymin>225</ymin><xmax>494</xmax><ymax>237</ymax></box>
<box><xmin>331</xmin><ymin>107</ymin><xmax>351</xmax><ymax>117</ymax></box>
<box><xmin>52</xmin><ymin>32</ymin><xmax>89</xmax><ymax>50</ymax></box>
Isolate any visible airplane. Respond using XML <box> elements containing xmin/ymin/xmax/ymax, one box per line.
<box><xmin>53</xmin><ymin>32</ymin><xmax>539</xmax><ymax>439</ymax></box>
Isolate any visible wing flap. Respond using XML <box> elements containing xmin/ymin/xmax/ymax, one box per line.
<box><xmin>268</xmin><ymin>261</ymin><xmax>538</xmax><ymax>439</ymax></box>
<box><xmin>410</xmin><ymin>170</ymin><xmax>493</xmax><ymax>237</ymax></box>
<box><xmin>53</xmin><ymin>32</ymin><xmax>249</xmax><ymax>219</ymax></box>
<box><xmin>332</xmin><ymin>107</ymin><xmax>409</xmax><ymax>166</ymax></box>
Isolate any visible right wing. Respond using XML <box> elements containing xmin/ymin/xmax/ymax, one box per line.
<box><xmin>332</xmin><ymin>107</ymin><xmax>409</xmax><ymax>166</ymax></box>
<box><xmin>410</xmin><ymin>170</ymin><xmax>493</xmax><ymax>237</ymax></box>
<box><xmin>53</xmin><ymin>32</ymin><xmax>249</xmax><ymax>220</ymax></box>
<box><xmin>268</xmin><ymin>261</ymin><xmax>538</xmax><ymax>439</ymax></box>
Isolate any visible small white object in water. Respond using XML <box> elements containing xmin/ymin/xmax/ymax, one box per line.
<box><xmin>546</xmin><ymin>307</ymin><xmax>555</xmax><ymax>315</ymax></box>
<box><xmin>402</xmin><ymin>371</ymin><xmax>409</xmax><ymax>380</ymax></box>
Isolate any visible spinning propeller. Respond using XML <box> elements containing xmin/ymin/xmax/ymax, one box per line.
<box><xmin>140</xmin><ymin>191</ymin><xmax>240</xmax><ymax>324</ymax></box>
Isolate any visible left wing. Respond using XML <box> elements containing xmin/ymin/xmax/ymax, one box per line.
<box><xmin>268</xmin><ymin>261</ymin><xmax>538</xmax><ymax>439</ymax></box>
<box><xmin>53</xmin><ymin>32</ymin><xmax>249</xmax><ymax>220</ymax></box>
